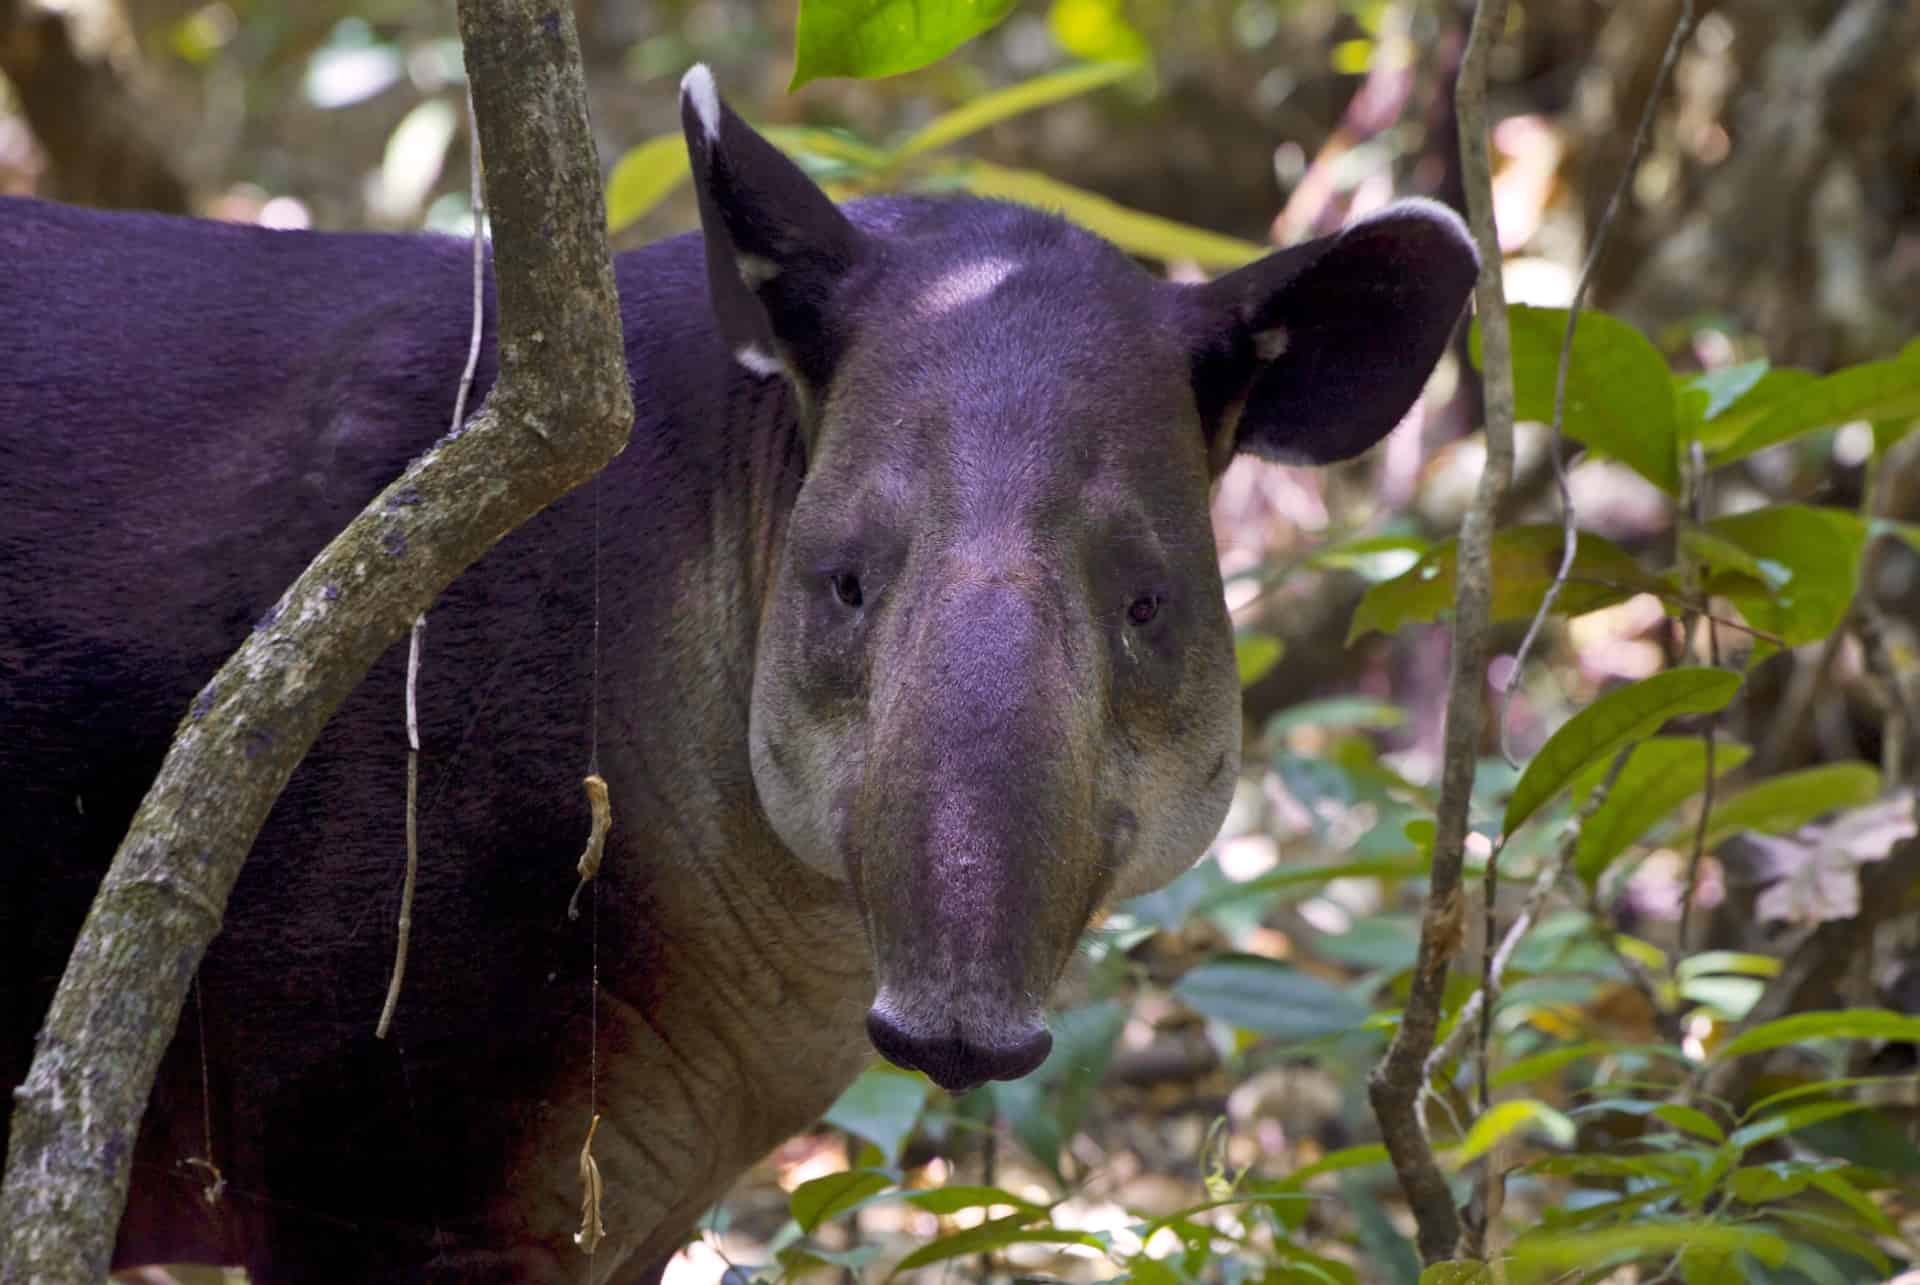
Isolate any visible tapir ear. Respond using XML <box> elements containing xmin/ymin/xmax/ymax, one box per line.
<box><xmin>1178</xmin><ymin>198</ymin><xmax>1478</xmax><ymax>469</ymax></box>
<box><xmin>680</xmin><ymin>64</ymin><xmax>865</xmax><ymax>395</ymax></box>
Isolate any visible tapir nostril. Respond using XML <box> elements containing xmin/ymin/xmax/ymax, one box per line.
<box><xmin>865</xmin><ymin>1007</ymin><xmax>1053</xmax><ymax>1093</ymax></box>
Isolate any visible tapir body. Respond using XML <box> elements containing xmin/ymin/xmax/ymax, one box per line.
<box><xmin>0</xmin><ymin>71</ymin><xmax>1475</xmax><ymax>1281</ymax></box>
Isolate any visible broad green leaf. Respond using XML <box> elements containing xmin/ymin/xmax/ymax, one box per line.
<box><xmin>892</xmin><ymin>61</ymin><xmax>1140</xmax><ymax>160</ymax></box>
<box><xmin>1172</xmin><ymin>955</ymin><xmax>1371</xmax><ymax>1040</ymax></box>
<box><xmin>1653</xmin><ymin>1103</ymin><xmax>1727</xmax><ymax>1144</ymax></box>
<box><xmin>1490</xmin><ymin>1040</ymin><xmax>1622</xmax><ymax>1090</ymax></box>
<box><xmin>1481</xmin><ymin>305</ymin><xmax>1680</xmax><ymax>492</ymax></box>
<box><xmin>1504</xmin><ymin>668</ymin><xmax>1742</xmax><ymax>834</ymax></box>
<box><xmin>1506</xmin><ymin>1223</ymin><xmax>1788</xmax><ymax>1283</ymax></box>
<box><xmin>1236</xmin><ymin>632</ymin><xmax>1285</xmax><ymax>687</ymax></box>
<box><xmin>1713</xmin><ymin>341</ymin><xmax>1920</xmax><ymax>466</ymax></box>
<box><xmin>1807</xmin><ymin>1169</ymin><xmax>1896</xmax><ymax>1236</ymax></box>
<box><xmin>1719</xmin><ymin>1008</ymin><xmax>1920</xmax><ymax>1060</ymax></box>
<box><xmin>793</xmin><ymin>0</ymin><xmax>1016</xmax><ymax>87</ymax></box>
<box><xmin>605</xmin><ymin>134</ymin><xmax>692</xmax><ymax>233</ymax></box>
<box><xmin>1686</xmin><ymin>367</ymin><xmax>1818</xmax><ymax>451</ymax></box>
<box><xmin>1748</xmin><ymin>1073</ymin><xmax>1916</xmax><ymax>1117</ymax></box>
<box><xmin>1675</xmin><ymin>951</ymin><xmax>1781</xmax><ymax>982</ymax></box>
<box><xmin>1307</xmin><ymin>530</ymin><xmax>1432</xmax><ymax>578</ymax></box>
<box><xmin>1567</xmin><ymin>736</ymin><xmax>1751</xmax><ymax>884</ymax></box>
<box><xmin>1266</xmin><ymin>696</ymin><xmax>1406</xmax><ymax>736</ymax></box>
<box><xmin>1687</xmin><ymin>763</ymin><xmax>1881</xmax><ymax>849</ymax></box>
<box><xmin>1279</xmin><ymin>1143</ymin><xmax>1390</xmax><ymax>1188</ymax></box>
<box><xmin>1680</xmin><ymin>360</ymin><xmax>1770</xmax><ymax>427</ymax></box>
<box><xmin>887</xmin><ymin>1216</ymin><xmax>1101</xmax><ymax>1275</ymax></box>
<box><xmin>1875</xmin><ymin>415</ymin><xmax>1920</xmax><ymax>453</ymax></box>
<box><xmin>822</xmin><ymin>1066</ymin><xmax>929</xmax><ymax>1162</ymax></box>
<box><xmin>1421</xmin><ymin>1263</ymin><xmax>1494</xmax><ymax>1285</ymax></box>
<box><xmin>1048</xmin><ymin>0</ymin><xmax>1149</xmax><ymax>63</ymax></box>
<box><xmin>903</xmin><ymin>1184</ymin><xmax>1047</xmax><ymax>1217</ymax></box>
<box><xmin>938</xmin><ymin>159</ymin><xmax>1266</xmax><ymax>269</ymax></box>
<box><xmin>761</xmin><ymin>124</ymin><xmax>893</xmax><ymax>170</ymax></box>
<box><xmin>791</xmin><ymin>1168</ymin><xmax>895</xmax><ymax>1231</ymax></box>
<box><xmin>1347</xmin><ymin>525</ymin><xmax>1660</xmax><ymax>642</ymax></box>
<box><xmin>1187</xmin><ymin>856</ymin><xmax>1429</xmax><ymax>915</ymax></box>
<box><xmin>1726</xmin><ymin>1162</ymin><xmax>1819</xmax><ymax>1205</ymax></box>
<box><xmin>1451</xmin><ymin>1099</ymin><xmax>1577</xmax><ymax>1165</ymax></box>
<box><xmin>1729</xmin><ymin>1100</ymin><xmax>1872</xmax><ymax>1152</ymax></box>
<box><xmin>1701</xmin><ymin>505</ymin><xmax>1868</xmax><ymax>647</ymax></box>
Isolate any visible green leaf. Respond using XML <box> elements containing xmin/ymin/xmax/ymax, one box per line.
<box><xmin>1048</xmin><ymin>0</ymin><xmax>1150</xmax><ymax>62</ymax></box>
<box><xmin>1568</xmin><ymin>736</ymin><xmax>1751</xmax><ymax>884</ymax></box>
<box><xmin>1686</xmin><ymin>366</ymin><xmax>1817</xmax><ymax>451</ymax></box>
<box><xmin>1451</xmin><ymin>1099</ymin><xmax>1577</xmax><ymax>1165</ymax></box>
<box><xmin>1491</xmin><ymin>1040</ymin><xmax>1621</xmax><ymax>1090</ymax></box>
<box><xmin>822</xmin><ymin>1067</ymin><xmax>930</xmax><ymax>1162</ymax></box>
<box><xmin>1807</xmin><ymin>1169</ymin><xmax>1896</xmax><ymax>1236</ymax></box>
<box><xmin>1725</xmin><ymin>1163</ymin><xmax>1813</xmax><ymax>1204</ymax></box>
<box><xmin>1348</xmin><ymin>525</ymin><xmax>1660</xmax><ymax>642</ymax></box>
<box><xmin>605</xmin><ymin>134</ymin><xmax>693</xmax><ymax>234</ymax></box>
<box><xmin>1653</xmin><ymin>1103</ymin><xmax>1727</xmax><ymax>1144</ymax></box>
<box><xmin>1506</xmin><ymin>1224</ymin><xmax>1788</xmax><ymax>1283</ymax></box>
<box><xmin>1681</xmin><ymin>360</ymin><xmax>1771</xmax><ymax>427</ymax></box>
<box><xmin>792</xmin><ymin>0</ymin><xmax>1017</xmax><ymax>87</ymax></box>
<box><xmin>1172</xmin><ymin>955</ymin><xmax>1371</xmax><ymax>1041</ymax></box>
<box><xmin>1265</xmin><ymin>696</ymin><xmax>1406</xmax><ymax>737</ymax></box>
<box><xmin>1675</xmin><ymin>951</ymin><xmax>1781</xmax><ymax>982</ymax></box>
<box><xmin>886</xmin><ymin>1214</ymin><xmax>1100</xmax><ymax>1276</ymax></box>
<box><xmin>903</xmin><ymin>1184</ymin><xmax>1047</xmax><ymax>1217</ymax></box>
<box><xmin>937</xmin><ymin>159</ymin><xmax>1266</xmax><ymax>269</ymax></box>
<box><xmin>1278</xmin><ymin>1143</ymin><xmax>1390</xmax><ymax>1189</ymax></box>
<box><xmin>892</xmin><ymin>61</ymin><xmax>1140</xmax><ymax>161</ymax></box>
<box><xmin>1700</xmin><ymin>505</ymin><xmax>1868</xmax><ymax>647</ymax></box>
<box><xmin>1713</xmin><ymin>342</ymin><xmax>1920</xmax><ymax>467</ymax></box>
<box><xmin>1481</xmin><ymin>305</ymin><xmax>1680</xmax><ymax>492</ymax></box>
<box><xmin>1688</xmin><ymin>763</ymin><xmax>1882</xmax><ymax>849</ymax></box>
<box><xmin>1236</xmin><ymin>632</ymin><xmax>1285</xmax><ymax>687</ymax></box>
<box><xmin>1717</xmin><ymin>1008</ymin><xmax>1920</xmax><ymax>1060</ymax></box>
<box><xmin>791</xmin><ymin>1168</ymin><xmax>895</xmax><ymax>1231</ymax></box>
<box><xmin>1421</xmin><ymin>1263</ymin><xmax>1494</xmax><ymax>1285</ymax></box>
<box><xmin>1504</xmin><ymin>668</ymin><xmax>1743</xmax><ymax>834</ymax></box>
<box><xmin>1729</xmin><ymin>1100</ymin><xmax>1872</xmax><ymax>1152</ymax></box>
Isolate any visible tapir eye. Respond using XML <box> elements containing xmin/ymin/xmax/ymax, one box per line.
<box><xmin>831</xmin><ymin>572</ymin><xmax>864</xmax><ymax>608</ymax></box>
<box><xmin>1126</xmin><ymin>593</ymin><xmax>1161</xmax><ymax>626</ymax></box>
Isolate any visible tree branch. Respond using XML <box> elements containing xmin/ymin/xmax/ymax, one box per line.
<box><xmin>1365</xmin><ymin>0</ymin><xmax>1516</xmax><ymax>1263</ymax></box>
<box><xmin>0</xmin><ymin>2</ymin><xmax>632</xmax><ymax>1278</ymax></box>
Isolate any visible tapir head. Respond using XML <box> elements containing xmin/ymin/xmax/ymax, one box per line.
<box><xmin>680</xmin><ymin>67</ymin><xmax>1475</xmax><ymax>1091</ymax></box>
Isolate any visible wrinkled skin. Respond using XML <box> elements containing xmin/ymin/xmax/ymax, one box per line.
<box><xmin>0</xmin><ymin>69</ymin><xmax>1473</xmax><ymax>1282</ymax></box>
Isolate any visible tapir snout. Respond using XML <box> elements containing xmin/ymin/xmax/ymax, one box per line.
<box><xmin>855</xmin><ymin>576</ymin><xmax>1090</xmax><ymax>1090</ymax></box>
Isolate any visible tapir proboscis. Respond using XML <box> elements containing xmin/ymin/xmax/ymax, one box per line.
<box><xmin>0</xmin><ymin>65</ymin><xmax>1475</xmax><ymax>1283</ymax></box>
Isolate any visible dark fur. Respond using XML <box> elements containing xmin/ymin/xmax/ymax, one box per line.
<box><xmin>1</xmin><ymin>81</ymin><xmax>1472</xmax><ymax>1282</ymax></box>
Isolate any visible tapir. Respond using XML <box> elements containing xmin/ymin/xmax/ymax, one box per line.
<box><xmin>0</xmin><ymin>66</ymin><xmax>1475</xmax><ymax>1282</ymax></box>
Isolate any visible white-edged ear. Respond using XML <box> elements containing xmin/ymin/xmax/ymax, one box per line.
<box><xmin>679</xmin><ymin>64</ymin><xmax>867</xmax><ymax>394</ymax></box>
<box><xmin>1174</xmin><ymin>198</ymin><xmax>1478</xmax><ymax>468</ymax></box>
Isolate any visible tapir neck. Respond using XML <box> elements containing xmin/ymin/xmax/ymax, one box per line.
<box><xmin>522</xmin><ymin>245</ymin><xmax>870</xmax><ymax>1265</ymax></box>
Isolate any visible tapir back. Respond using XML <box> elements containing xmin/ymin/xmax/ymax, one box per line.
<box><xmin>0</xmin><ymin>197</ymin><xmax>812</xmax><ymax>1279</ymax></box>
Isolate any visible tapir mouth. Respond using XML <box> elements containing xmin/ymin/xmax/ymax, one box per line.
<box><xmin>864</xmin><ymin>993</ymin><xmax>1053</xmax><ymax>1092</ymax></box>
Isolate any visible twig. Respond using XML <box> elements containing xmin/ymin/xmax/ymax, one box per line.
<box><xmin>378</xmin><ymin>88</ymin><xmax>486</xmax><ymax>1041</ymax></box>
<box><xmin>1496</xmin><ymin>0</ymin><xmax>1697</xmax><ymax>765</ymax></box>
<box><xmin>1678</xmin><ymin>441</ymin><xmax>1723</xmax><ymax>954</ymax></box>
<box><xmin>1365</xmin><ymin>0</ymin><xmax>1514</xmax><ymax>1262</ymax></box>
<box><xmin>1428</xmin><ymin>748</ymin><xmax>1634</xmax><ymax>1081</ymax></box>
